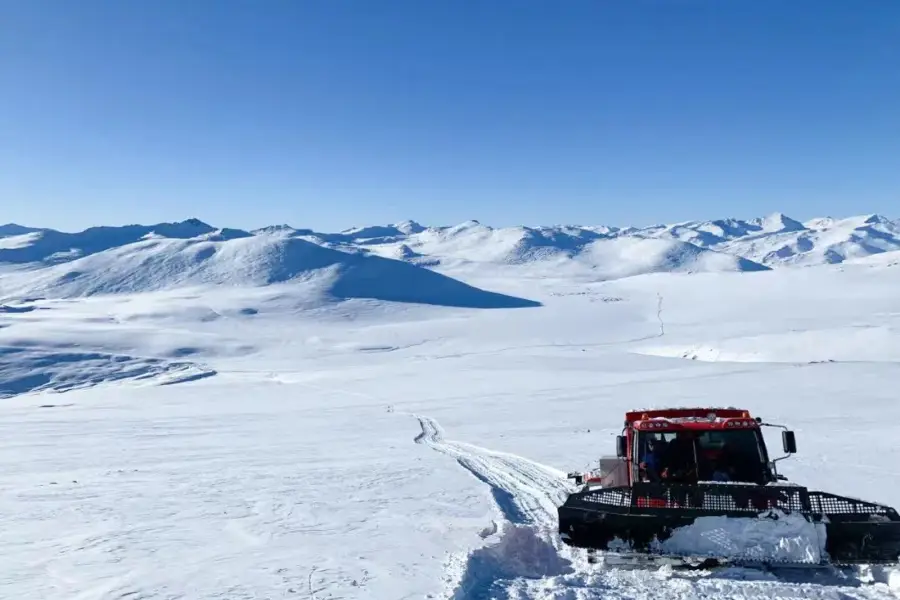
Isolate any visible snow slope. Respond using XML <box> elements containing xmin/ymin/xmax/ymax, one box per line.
<box><xmin>357</xmin><ymin>220</ymin><xmax>609</xmax><ymax>266</ymax></box>
<box><xmin>631</xmin><ymin>212</ymin><xmax>900</xmax><ymax>267</ymax></box>
<box><xmin>0</xmin><ymin>232</ymin><xmax>540</xmax><ymax>309</ymax></box>
<box><xmin>337</xmin><ymin>213</ymin><xmax>900</xmax><ymax>270</ymax></box>
<box><xmin>0</xmin><ymin>223</ymin><xmax>46</xmax><ymax>238</ymax></box>
<box><xmin>4</xmin><ymin>212</ymin><xmax>898</xmax><ymax>281</ymax></box>
<box><xmin>718</xmin><ymin>214</ymin><xmax>900</xmax><ymax>267</ymax></box>
<box><xmin>341</xmin><ymin>212</ymin><xmax>900</xmax><ymax>271</ymax></box>
<box><xmin>0</xmin><ymin>344</ymin><xmax>214</xmax><ymax>398</ymax></box>
<box><xmin>566</xmin><ymin>236</ymin><xmax>767</xmax><ymax>278</ymax></box>
<box><xmin>3</xmin><ymin>244</ymin><xmax>900</xmax><ymax>599</ymax></box>
<box><xmin>0</xmin><ymin>219</ymin><xmax>216</xmax><ymax>264</ymax></box>
<box><xmin>637</xmin><ymin>212</ymin><xmax>807</xmax><ymax>248</ymax></box>
<box><xmin>358</xmin><ymin>222</ymin><xmax>768</xmax><ymax>280</ymax></box>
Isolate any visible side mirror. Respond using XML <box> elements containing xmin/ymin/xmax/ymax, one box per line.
<box><xmin>782</xmin><ymin>430</ymin><xmax>797</xmax><ymax>454</ymax></box>
<box><xmin>616</xmin><ymin>435</ymin><xmax>627</xmax><ymax>458</ymax></box>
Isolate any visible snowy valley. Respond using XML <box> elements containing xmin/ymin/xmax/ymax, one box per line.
<box><xmin>2</xmin><ymin>212</ymin><xmax>900</xmax><ymax>599</ymax></box>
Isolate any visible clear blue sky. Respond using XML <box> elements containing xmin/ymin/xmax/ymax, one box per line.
<box><xmin>3</xmin><ymin>1</ymin><xmax>898</xmax><ymax>232</ymax></box>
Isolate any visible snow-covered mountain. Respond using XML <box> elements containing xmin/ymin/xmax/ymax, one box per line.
<box><xmin>352</xmin><ymin>220</ymin><xmax>767</xmax><ymax>276</ymax></box>
<box><xmin>0</xmin><ymin>218</ymin><xmax>216</xmax><ymax>264</ymax></box>
<box><xmin>283</xmin><ymin>212</ymin><xmax>898</xmax><ymax>271</ymax></box>
<box><xmin>0</xmin><ymin>229</ymin><xmax>538</xmax><ymax>308</ymax></box>
<box><xmin>637</xmin><ymin>213</ymin><xmax>806</xmax><ymax>248</ymax></box>
<box><xmin>1</xmin><ymin>213</ymin><xmax>897</xmax><ymax>302</ymax></box>
<box><xmin>612</xmin><ymin>212</ymin><xmax>900</xmax><ymax>267</ymax></box>
<box><xmin>719</xmin><ymin>214</ymin><xmax>900</xmax><ymax>266</ymax></box>
<box><xmin>6</xmin><ymin>213</ymin><xmax>900</xmax><ymax>600</ymax></box>
<box><xmin>0</xmin><ymin>223</ymin><xmax>46</xmax><ymax>238</ymax></box>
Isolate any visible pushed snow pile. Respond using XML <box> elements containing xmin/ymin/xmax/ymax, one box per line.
<box><xmin>0</xmin><ymin>233</ymin><xmax>540</xmax><ymax>309</ymax></box>
<box><xmin>449</xmin><ymin>525</ymin><xmax>573</xmax><ymax>599</ymax></box>
<box><xmin>652</xmin><ymin>510</ymin><xmax>827</xmax><ymax>563</ymax></box>
<box><xmin>0</xmin><ymin>345</ymin><xmax>215</xmax><ymax>398</ymax></box>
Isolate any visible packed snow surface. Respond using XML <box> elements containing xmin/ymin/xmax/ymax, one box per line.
<box><xmin>3</xmin><ymin>214</ymin><xmax>900</xmax><ymax>599</ymax></box>
<box><xmin>652</xmin><ymin>510</ymin><xmax>828</xmax><ymax>564</ymax></box>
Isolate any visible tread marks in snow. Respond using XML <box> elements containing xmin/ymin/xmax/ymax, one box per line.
<box><xmin>412</xmin><ymin>416</ymin><xmax>900</xmax><ymax>600</ymax></box>
<box><xmin>414</xmin><ymin>415</ymin><xmax>576</xmax><ymax>599</ymax></box>
<box><xmin>413</xmin><ymin>415</ymin><xmax>570</xmax><ymax>527</ymax></box>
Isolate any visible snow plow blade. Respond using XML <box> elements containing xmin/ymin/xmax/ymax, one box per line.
<box><xmin>558</xmin><ymin>482</ymin><xmax>900</xmax><ymax>565</ymax></box>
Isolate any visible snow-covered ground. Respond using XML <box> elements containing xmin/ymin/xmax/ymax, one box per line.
<box><xmin>3</xmin><ymin>216</ymin><xmax>900</xmax><ymax>599</ymax></box>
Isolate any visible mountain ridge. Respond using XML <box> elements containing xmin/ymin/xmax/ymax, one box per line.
<box><xmin>1</xmin><ymin>213</ymin><xmax>897</xmax><ymax>300</ymax></box>
<box><xmin>4</xmin><ymin>212</ymin><xmax>894</xmax><ymax>245</ymax></box>
<box><xmin>0</xmin><ymin>232</ymin><xmax>542</xmax><ymax>308</ymax></box>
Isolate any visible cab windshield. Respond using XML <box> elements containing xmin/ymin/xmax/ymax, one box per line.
<box><xmin>637</xmin><ymin>428</ymin><xmax>769</xmax><ymax>484</ymax></box>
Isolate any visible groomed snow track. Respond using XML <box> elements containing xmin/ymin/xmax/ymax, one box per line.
<box><xmin>414</xmin><ymin>416</ymin><xmax>571</xmax><ymax>527</ymax></box>
<box><xmin>413</xmin><ymin>415</ymin><xmax>900</xmax><ymax>600</ymax></box>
